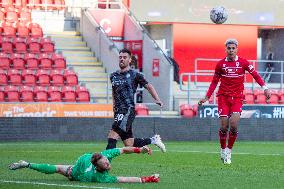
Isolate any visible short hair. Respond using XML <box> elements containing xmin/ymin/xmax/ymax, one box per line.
<box><xmin>225</xmin><ymin>38</ymin><xmax>238</xmax><ymax>47</ymax></box>
<box><xmin>91</xmin><ymin>153</ymin><xmax>103</xmax><ymax>167</ymax></box>
<box><xmin>119</xmin><ymin>48</ymin><xmax>132</xmax><ymax>56</ymax></box>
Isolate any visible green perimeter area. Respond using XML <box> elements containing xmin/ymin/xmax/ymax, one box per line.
<box><xmin>0</xmin><ymin>142</ymin><xmax>283</xmax><ymax>189</ymax></box>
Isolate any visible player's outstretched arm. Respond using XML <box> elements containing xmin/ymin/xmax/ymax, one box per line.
<box><xmin>117</xmin><ymin>174</ymin><xmax>160</xmax><ymax>183</ymax></box>
<box><xmin>145</xmin><ymin>84</ymin><xmax>163</xmax><ymax>107</ymax></box>
<box><xmin>120</xmin><ymin>146</ymin><xmax>152</xmax><ymax>155</ymax></box>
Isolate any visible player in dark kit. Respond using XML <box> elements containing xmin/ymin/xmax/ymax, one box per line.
<box><xmin>106</xmin><ymin>48</ymin><xmax>166</xmax><ymax>153</ymax></box>
<box><xmin>198</xmin><ymin>39</ymin><xmax>271</xmax><ymax>164</ymax></box>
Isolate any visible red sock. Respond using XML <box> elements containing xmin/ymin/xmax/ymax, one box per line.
<box><xmin>218</xmin><ymin>129</ymin><xmax>227</xmax><ymax>149</ymax></box>
<box><xmin>227</xmin><ymin>131</ymin><xmax>238</xmax><ymax>149</ymax></box>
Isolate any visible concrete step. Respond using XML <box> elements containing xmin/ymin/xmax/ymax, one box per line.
<box><xmin>73</xmin><ymin>67</ymin><xmax>106</xmax><ymax>75</ymax></box>
<box><xmin>55</xmin><ymin>41</ymin><xmax>87</xmax><ymax>47</ymax></box>
<box><xmin>86</xmin><ymin>82</ymin><xmax>110</xmax><ymax>89</ymax></box>
<box><xmin>77</xmin><ymin>72</ymin><xmax>108</xmax><ymax>78</ymax></box>
<box><xmin>51</xmin><ymin>36</ymin><xmax>83</xmax><ymax>42</ymax></box>
<box><xmin>74</xmin><ymin>66</ymin><xmax>105</xmax><ymax>73</ymax></box>
<box><xmin>46</xmin><ymin>31</ymin><xmax>81</xmax><ymax>36</ymax></box>
<box><xmin>62</xmin><ymin>51</ymin><xmax>94</xmax><ymax>57</ymax></box>
<box><xmin>68</xmin><ymin>62</ymin><xmax>102</xmax><ymax>67</ymax></box>
<box><xmin>66</xmin><ymin>57</ymin><xmax>98</xmax><ymax>62</ymax></box>
<box><xmin>55</xmin><ymin>46</ymin><xmax>90</xmax><ymax>51</ymax></box>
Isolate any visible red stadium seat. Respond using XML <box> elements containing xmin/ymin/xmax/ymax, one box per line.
<box><xmin>8</xmin><ymin>69</ymin><xmax>22</xmax><ymax>85</ymax></box>
<box><xmin>5</xmin><ymin>85</ymin><xmax>20</xmax><ymax>102</ymax></box>
<box><xmin>1</xmin><ymin>0</ymin><xmax>13</xmax><ymax>7</ymax></box>
<box><xmin>244</xmin><ymin>94</ymin><xmax>255</xmax><ymax>104</ymax></box>
<box><xmin>2</xmin><ymin>6</ymin><xmax>17</xmax><ymax>13</ymax></box>
<box><xmin>41</xmin><ymin>38</ymin><xmax>54</xmax><ymax>52</ymax></box>
<box><xmin>269</xmin><ymin>89</ymin><xmax>280</xmax><ymax>104</ymax></box>
<box><xmin>42</xmin><ymin>0</ymin><xmax>54</xmax><ymax>10</ymax></box>
<box><xmin>0</xmin><ymin>70</ymin><xmax>8</xmax><ymax>86</ymax></box>
<box><xmin>19</xmin><ymin>11</ymin><xmax>31</xmax><ymax>23</ymax></box>
<box><xmin>54</xmin><ymin>0</ymin><xmax>65</xmax><ymax>10</ymax></box>
<box><xmin>62</xmin><ymin>86</ymin><xmax>76</xmax><ymax>102</ymax></box>
<box><xmin>38</xmin><ymin>53</ymin><xmax>53</xmax><ymax>69</ymax></box>
<box><xmin>52</xmin><ymin>53</ymin><xmax>66</xmax><ymax>69</ymax></box>
<box><xmin>279</xmin><ymin>94</ymin><xmax>284</xmax><ymax>104</ymax></box>
<box><xmin>14</xmin><ymin>37</ymin><xmax>27</xmax><ymax>52</ymax></box>
<box><xmin>11</xmin><ymin>53</ymin><xmax>26</xmax><ymax>69</ymax></box>
<box><xmin>254</xmin><ymin>94</ymin><xmax>266</xmax><ymax>104</ymax></box>
<box><xmin>31</xmin><ymin>27</ymin><xmax>43</xmax><ymax>37</ymax></box>
<box><xmin>6</xmin><ymin>11</ymin><xmax>19</xmax><ymax>23</ymax></box>
<box><xmin>34</xmin><ymin>85</ymin><xmax>48</xmax><ymax>102</ymax></box>
<box><xmin>27</xmin><ymin>37</ymin><xmax>41</xmax><ymax>53</ymax></box>
<box><xmin>22</xmin><ymin>69</ymin><xmax>36</xmax><ymax>85</ymax></box>
<box><xmin>64</xmin><ymin>69</ymin><xmax>78</xmax><ymax>86</ymax></box>
<box><xmin>253</xmin><ymin>88</ymin><xmax>263</xmax><ymax>96</ymax></box>
<box><xmin>135</xmin><ymin>103</ymin><xmax>149</xmax><ymax>116</ymax></box>
<box><xmin>0</xmin><ymin>11</ymin><xmax>5</xmax><ymax>21</ymax></box>
<box><xmin>20</xmin><ymin>85</ymin><xmax>34</xmax><ymax>102</ymax></box>
<box><xmin>15</xmin><ymin>0</ymin><xmax>28</xmax><ymax>8</ymax></box>
<box><xmin>3</xmin><ymin>25</ymin><xmax>16</xmax><ymax>36</ymax></box>
<box><xmin>17</xmin><ymin>25</ymin><xmax>30</xmax><ymax>38</ymax></box>
<box><xmin>25</xmin><ymin>53</ymin><xmax>39</xmax><ymax>69</ymax></box>
<box><xmin>180</xmin><ymin>104</ymin><xmax>197</xmax><ymax>118</ymax></box>
<box><xmin>244</xmin><ymin>88</ymin><xmax>253</xmax><ymax>95</ymax></box>
<box><xmin>36</xmin><ymin>69</ymin><xmax>50</xmax><ymax>86</ymax></box>
<box><xmin>1</xmin><ymin>36</ymin><xmax>13</xmax><ymax>52</ymax></box>
<box><xmin>0</xmin><ymin>86</ymin><xmax>5</xmax><ymax>101</ymax></box>
<box><xmin>0</xmin><ymin>52</ymin><xmax>12</xmax><ymax>69</ymax></box>
<box><xmin>50</xmin><ymin>69</ymin><xmax>64</xmax><ymax>86</ymax></box>
<box><xmin>76</xmin><ymin>85</ymin><xmax>90</xmax><ymax>102</ymax></box>
<box><xmin>28</xmin><ymin>23</ymin><xmax>41</xmax><ymax>29</ymax></box>
<box><xmin>48</xmin><ymin>86</ymin><xmax>62</xmax><ymax>102</ymax></box>
<box><xmin>269</xmin><ymin>94</ymin><xmax>279</xmax><ymax>104</ymax></box>
<box><xmin>29</xmin><ymin>0</ymin><xmax>42</xmax><ymax>9</ymax></box>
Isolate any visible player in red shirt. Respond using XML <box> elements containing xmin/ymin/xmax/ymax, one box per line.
<box><xmin>198</xmin><ymin>39</ymin><xmax>271</xmax><ymax>164</ymax></box>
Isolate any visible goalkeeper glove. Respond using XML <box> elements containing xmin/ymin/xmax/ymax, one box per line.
<box><xmin>141</xmin><ymin>174</ymin><xmax>160</xmax><ymax>183</ymax></box>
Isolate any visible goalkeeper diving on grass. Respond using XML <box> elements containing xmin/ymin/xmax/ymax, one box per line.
<box><xmin>9</xmin><ymin>146</ymin><xmax>160</xmax><ymax>183</ymax></box>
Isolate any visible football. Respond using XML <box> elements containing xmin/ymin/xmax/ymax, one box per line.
<box><xmin>210</xmin><ymin>6</ymin><xmax>228</xmax><ymax>24</ymax></box>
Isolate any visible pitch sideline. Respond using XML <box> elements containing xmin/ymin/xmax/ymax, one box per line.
<box><xmin>0</xmin><ymin>180</ymin><xmax>122</xmax><ymax>189</ymax></box>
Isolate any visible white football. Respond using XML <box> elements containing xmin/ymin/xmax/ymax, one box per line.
<box><xmin>210</xmin><ymin>6</ymin><xmax>228</xmax><ymax>24</ymax></box>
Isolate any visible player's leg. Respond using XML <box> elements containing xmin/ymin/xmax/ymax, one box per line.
<box><xmin>121</xmin><ymin>108</ymin><xmax>166</xmax><ymax>152</ymax></box>
<box><xmin>224</xmin><ymin>97</ymin><xmax>242</xmax><ymax>164</ymax></box>
<box><xmin>9</xmin><ymin>160</ymin><xmax>72</xmax><ymax>176</ymax></box>
<box><xmin>106</xmin><ymin>129</ymin><xmax>120</xmax><ymax>149</ymax></box>
<box><xmin>218</xmin><ymin>95</ymin><xmax>230</xmax><ymax>162</ymax></box>
<box><xmin>106</xmin><ymin>111</ymin><xmax>127</xmax><ymax>149</ymax></box>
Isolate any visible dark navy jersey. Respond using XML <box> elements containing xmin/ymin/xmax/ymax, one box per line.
<box><xmin>110</xmin><ymin>69</ymin><xmax>148</xmax><ymax>112</ymax></box>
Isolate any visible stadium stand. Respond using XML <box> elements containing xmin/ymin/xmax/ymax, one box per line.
<box><xmin>0</xmin><ymin>0</ymin><xmax>91</xmax><ymax>103</ymax></box>
<box><xmin>180</xmin><ymin>104</ymin><xmax>197</xmax><ymax>118</ymax></box>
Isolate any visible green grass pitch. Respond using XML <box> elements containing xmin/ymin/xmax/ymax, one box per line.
<box><xmin>0</xmin><ymin>142</ymin><xmax>283</xmax><ymax>189</ymax></box>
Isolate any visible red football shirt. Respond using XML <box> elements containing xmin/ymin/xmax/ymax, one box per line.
<box><xmin>206</xmin><ymin>56</ymin><xmax>265</xmax><ymax>98</ymax></box>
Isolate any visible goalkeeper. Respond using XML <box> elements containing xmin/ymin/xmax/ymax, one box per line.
<box><xmin>9</xmin><ymin>146</ymin><xmax>159</xmax><ymax>183</ymax></box>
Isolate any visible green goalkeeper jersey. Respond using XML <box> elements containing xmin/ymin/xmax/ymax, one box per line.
<box><xmin>71</xmin><ymin>148</ymin><xmax>120</xmax><ymax>183</ymax></box>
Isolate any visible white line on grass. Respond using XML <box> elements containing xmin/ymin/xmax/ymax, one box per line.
<box><xmin>0</xmin><ymin>180</ymin><xmax>122</xmax><ymax>189</ymax></box>
<box><xmin>153</xmin><ymin>150</ymin><xmax>283</xmax><ymax>156</ymax></box>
